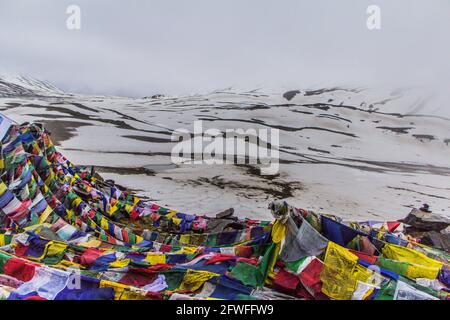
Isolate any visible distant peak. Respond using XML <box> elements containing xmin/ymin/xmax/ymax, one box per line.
<box><xmin>0</xmin><ymin>73</ymin><xmax>64</xmax><ymax>97</ymax></box>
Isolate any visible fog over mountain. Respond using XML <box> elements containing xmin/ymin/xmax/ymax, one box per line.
<box><xmin>0</xmin><ymin>0</ymin><xmax>449</xmax><ymax>105</ymax></box>
<box><xmin>1</xmin><ymin>1</ymin><xmax>450</xmax><ymax>303</ymax></box>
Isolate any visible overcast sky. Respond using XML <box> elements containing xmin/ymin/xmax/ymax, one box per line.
<box><xmin>0</xmin><ymin>0</ymin><xmax>449</xmax><ymax>97</ymax></box>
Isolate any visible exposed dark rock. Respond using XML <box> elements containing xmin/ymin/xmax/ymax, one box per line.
<box><xmin>400</xmin><ymin>208</ymin><xmax>450</xmax><ymax>232</ymax></box>
<box><xmin>283</xmin><ymin>90</ymin><xmax>301</xmax><ymax>101</ymax></box>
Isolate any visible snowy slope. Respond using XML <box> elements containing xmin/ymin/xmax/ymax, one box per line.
<box><xmin>0</xmin><ymin>77</ymin><xmax>449</xmax><ymax>220</ymax></box>
<box><xmin>0</xmin><ymin>74</ymin><xmax>65</xmax><ymax>97</ymax></box>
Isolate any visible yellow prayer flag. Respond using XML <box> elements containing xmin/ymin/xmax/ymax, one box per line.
<box><xmin>135</xmin><ymin>235</ymin><xmax>143</xmax><ymax>244</ymax></box>
<box><xmin>45</xmin><ymin>241</ymin><xmax>68</xmax><ymax>256</ymax></box>
<box><xmin>166</xmin><ymin>210</ymin><xmax>177</xmax><ymax>218</ymax></box>
<box><xmin>178</xmin><ymin>270</ymin><xmax>219</xmax><ymax>292</ymax></box>
<box><xmin>406</xmin><ymin>264</ymin><xmax>441</xmax><ymax>280</ymax></box>
<box><xmin>38</xmin><ymin>205</ymin><xmax>53</xmax><ymax>224</ymax></box>
<box><xmin>67</xmin><ymin>209</ymin><xmax>74</xmax><ymax>221</ymax></box>
<box><xmin>120</xmin><ymin>290</ymin><xmax>148</xmax><ymax>300</ymax></box>
<box><xmin>72</xmin><ymin>197</ymin><xmax>82</xmax><ymax>208</ymax></box>
<box><xmin>174</xmin><ymin>246</ymin><xmax>198</xmax><ymax>255</ymax></box>
<box><xmin>320</xmin><ymin>242</ymin><xmax>359</xmax><ymax>300</ymax></box>
<box><xmin>101</xmin><ymin>217</ymin><xmax>109</xmax><ymax>231</ymax></box>
<box><xmin>35</xmin><ymin>241</ymin><xmax>68</xmax><ymax>261</ymax></box>
<box><xmin>382</xmin><ymin>243</ymin><xmax>443</xmax><ymax>268</ymax></box>
<box><xmin>109</xmin><ymin>205</ymin><xmax>118</xmax><ymax>216</ymax></box>
<box><xmin>0</xmin><ymin>182</ymin><xmax>7</xmax><ymax>195</ymax></box>
<box><xmin>44</xmin><ymin>171</ymin><xmax>54</xmax><ymax>186</ymax></box>
<box><xmin>80</xmin><ymin>239</ymin><xmax>102</xmax><ymax>248</ymax></box>
<box><xmin>172</xmin><ymin>218</ymin><xmax>182</xmax><ymax>226</ymax></box>
<box><xmin>145</xmin><ymin>253</ymin><xmax>166</xmax><ymax>265</ymax></box>
<box><xmin>56</xmin><ymin>260</ymin><xmax>85</xmax><ymax>270</ymax></box>
<box><xmin>271</xmin><ymin>220</ymin><xmax>286</xmax><ymax>244</ymax></box>
<box><xmin>100</xmin><ymin>280</ymin><xmax>128</xmax><ymax>300</ymax></box>
<box><xmin>179</xmin><ymin>234</ymin><xmax>191</xmax><ymax>245</ymax></box>
<box><xmin>99</xmin><ymin>280</ymin><xmax>148</xmax><ymax>300</ymax></box>
<box><xmin>109</xmin><ymin>258</ymin><xmax>130</xmax><ymax>269</ymax></box>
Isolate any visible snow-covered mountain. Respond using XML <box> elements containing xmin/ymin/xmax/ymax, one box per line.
<box><xmin>0</xmin><ymin>76</ymin><xmax>449</xmax><ymax>220</ymax></box>
<box><xmin>0</xmin><ymin>74</ymin><xmax>65</xmax><ymax>97</ymax></box>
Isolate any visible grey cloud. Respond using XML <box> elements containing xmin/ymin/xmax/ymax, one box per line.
<box><xmin>0</xmin><ymin>0</ymin><xmax>449</xmax><ymax>98</ymax></box>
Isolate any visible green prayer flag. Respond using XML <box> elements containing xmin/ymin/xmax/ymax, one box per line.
<box><xmin>285</xmin><ymin>257</ymin><xmax>308</xmax><ymax>274</ymax></box>
<box><xmin>376</xmin><ymin>258</ymin><xmax>409</xmax><ymax>278</ymax></box>
<box><xmin>374</xmin><ymin>279</ymin><xmax>397</xmax><ymax>300</ymax></box>
<box><xmin>161</xmin><ymin>270</ymin><xmax>186</xmax><ymax>291</ymax></box>
<box><xmin>0</xmin><ymin>251</ymin><xmax>11</xmax><ymax>273</ymax></box>
<box><xmin>230</xmin><ymin>262</ymin><xmax>263</xmax><ymax>287</ymax></box>
<box><xmin>206</xmin><ymin>234</ymin><xmax>217</xmax><ymax>247</ymax></box>
<box><xmin>257</xmin><ymin>242</ymin><xmax>277</xmax><ymax>287</ymax></box>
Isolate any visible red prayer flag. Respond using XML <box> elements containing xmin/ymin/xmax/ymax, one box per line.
<box><xmin>3</xmin><ymin>258</ymin><xmax>36</xmax><ymax>282</ymax></box>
